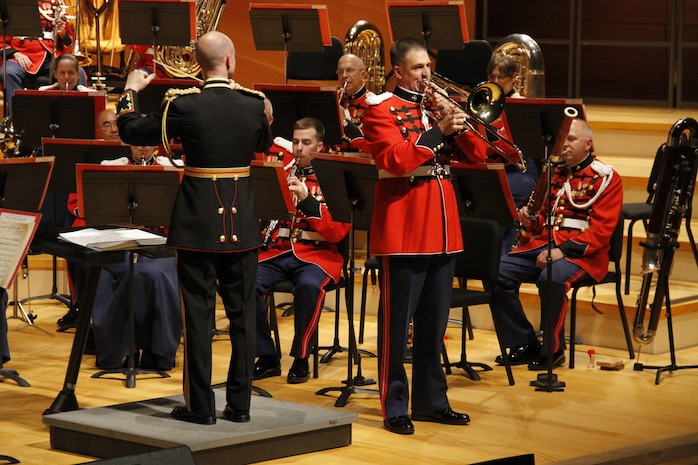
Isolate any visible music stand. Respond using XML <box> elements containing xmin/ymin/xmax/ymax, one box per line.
<box><xmin>12</xmin><ymin>90</ymin><xmax>107</xmax><ymax>148</ymax></box>
<box><xmin>251</xmin><ymin>160</ymin><xmax>296</xmax><ymax>221</ymax></box>
<box><xmin>450</xmin><ymin>162</ymin><xmax>518</xmax><ymax>228</ymax></box>
<box><xmin>137</xmin><ymin>78</ymin><xmax>201</xmax><ymax>115</ymax></box>
<box><xmin>0</xmin><ymin>157</ymin><xmax>53</xmax><ymax>388</ymax></box>
<box><xmin>312</xmin><ymin>153</ymin><xmax>380</xmax><ymax>407</ymax></box>
<box><xmin>0</xmin><ymin>0</ymin><xmax>43</xmax><ymax>117</ymax></box>
<box><xmin>386</xmin><ymin>1</ymin><xmax>469</xmax><ymax>50</ymax></box>
<box><xmin>253</xmin><ymin>84</ymin><xmax>345</xmax><ymax>148</ymax></box>
<box><xmin>502</xmin><ymin>98</ymin><xmax>586</xmax><ymax>160</ymax></box>
<box><xmin>118</xmin><ymin>0</ymin><xmax>195</xmax><ymax>77</ymax></box>
<box><xmin>77</xmin><ymin>164</ymin><xmax>182</xmax><ymax>388</ymax></box>
<box><xmin>249</xmin><ymin>3</ymin><xmax>331</xmax><ymax>83</ymax></box>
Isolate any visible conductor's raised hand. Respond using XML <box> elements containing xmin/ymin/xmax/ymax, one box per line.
<box><xmin>124</xmin><ymin>69</ymin><xmax>156</xmax><ymax>92</ymax></box>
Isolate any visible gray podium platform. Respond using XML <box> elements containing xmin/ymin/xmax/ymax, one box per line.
<box><xmin>43</xmin><ymin>391</ymin><xmax>357</xmax><ymax>464</ymax></box>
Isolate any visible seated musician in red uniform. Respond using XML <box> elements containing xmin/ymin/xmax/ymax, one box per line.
<box><xmin>1</xmin><ymin>1</ymin><xmax>87</xmax><ymax>113</ymax></box>
<box><xmin>492</xmin><ymin>118</ymin><xmax>622</xmax><ymax>369</ymax></box>
<box><xmin>253</xmin><ymin>117</ymin><xmax>351</xmax><ymax>384</ymax></box>
<box><xmin>336</xmin><ymin>53</ymin><xmax>373</xmax><ymax>154</ymax></box>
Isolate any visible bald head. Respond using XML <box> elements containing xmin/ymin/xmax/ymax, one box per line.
<box><xmin>337</xmin><ymin>54</ymin><xmax>366</xmax><ymax>95</ymax></box>
<box><xmin>97</xmin><ymin>109</ymin><xmax>120</xmax><ymax>141</ymax></box>
<box><xmin>196</xmin><ymin>31</ymin><xmax>236</xmax><ymax>78</ymax></box>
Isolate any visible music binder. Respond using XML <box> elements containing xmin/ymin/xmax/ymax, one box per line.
<box><xmin>0</xmin><ymin>209</ymin><xmax>41</xmax><ymax>290</ymax></box>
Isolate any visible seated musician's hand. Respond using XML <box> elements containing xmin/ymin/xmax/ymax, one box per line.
<box><xmin>517</xmin><ymin>207</ymin><xmax>532</xmax><ymax>228</ymax></box>
<box><xmin>288</xmin><ymin>176</ymin><xmax>309</xmax><ymax>202</ymax></box>
<box><xmin>124</xmin><ymin>69</ymin><xmax>156</xmax><ymax>92</ymax></box>
<box><xmin>13</xmin><ymin>52</ymin><xmax>32</xmax><ymax>71</ymax></box>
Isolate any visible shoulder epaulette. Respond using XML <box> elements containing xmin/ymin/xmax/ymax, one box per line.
<box><xmin>232</xmin><ymin>83</ymin><xmax>266</xmax><ymax>100</ymax></box>
<box><xmin>162</xmin><ymin>87</ymin><xmax>201</xmax><ymax>104</ymax></box>
<box><xmin>366</xmin><ymin>92</ymin><xmax>393</xmax><ymax>106</ymax></box>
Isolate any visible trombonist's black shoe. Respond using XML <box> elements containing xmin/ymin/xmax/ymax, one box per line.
<box><xmin>170</xmin><ymin>406</ymin><xmax>216</xmax><ymax>425</ymax></box>
<box><xmin>287</xmin><ymin>357</ymin><xmax>310</xmax><ymax>384</ymax></box>
<box><xmin>527</xmin><ymin>349</ymin><xmax>566</xmax><ymax>370</ymax></box>
<box><xmin>253</xmin><ymin>355</ymin><xmax>281</xmax><ymax>380</ymax></box>
<box><xmin>495</xmin><ymin>343</ymin><xmax>541</xmax><ymax>366</ymax></box>
<box><xmin>56</xmin><ymin>305</ymin><xmax>79</xmax><ymax>328</ymax></box>
<box><xmin>412</xmin><ymin>407</ymin><xmax>470</xmax><ymax>425</ymax></box>
<box><xmin>384</xmin><ymin>415</ymin><xmax>414</xmax><ymax>434</ymax></box>
<box><xmin>223</xmin><ymin>405</ymin><xmax>250</xmax><ymax>423</ymax></box>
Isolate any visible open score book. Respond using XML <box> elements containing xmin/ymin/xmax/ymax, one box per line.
<box><xmin>58</xmin><ymin>227</ymin><xmax>167</xmax><ymax>252</ymax></box>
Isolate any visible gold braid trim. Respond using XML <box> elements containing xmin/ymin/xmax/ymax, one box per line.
<box><xmin>232</xmin><ymin>83</ymin><xmax>266</xmax><ymax>100</ymax></box>
<box><xmin>160</xmin><ymin>87</ymin><xmax>201</xmax><ymax>166</ymax></box>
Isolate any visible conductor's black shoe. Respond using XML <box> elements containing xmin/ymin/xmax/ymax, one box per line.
<box><xmin>170</xmin><ymin>406</ymin><xmax>216</xmax><ymax>425</ymax></box>
<box><xmin>57</xmin><ymin>305</ymin><xmax>79</xmax><ymax>327</ymax></box>
<box><xmin>495</xmin><ymin>343</ymin><xmax>541</xmax><ymax>366</ymax></box>
<box><xmin>527</xmin><ymin>349</ymin><xmax>566</xmax><ymax>370</ymax></box>
<box><xmin>223</xmin><ymin>405</ymin><xmax>250</xmax><ymax>423</ymax></box>
<box><xmin>412</xmin><ymin>407</ymin><xmax>470</xmax><ymax>425</ymax></box>
<box><xmin>383</xmin><ymin>415</ymin><xmax>414</xmax><ymax>434</ymax></box>
<box><xmin>253</xmin><ymin>355</ymin><xmax>281</xmax><ymax>380</ymax></box>
<box><xmin>286</xmin><ymin>357</ymin><xmax>310</xmax><ymax>384</ymax></box>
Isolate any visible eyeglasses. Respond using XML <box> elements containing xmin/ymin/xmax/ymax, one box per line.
<box><xmin>101</xmin><ymin>121</ymin><xmax>117</xmax><ymax>129</ymax></box>
<box><xmin>336</xmin><ymin>68</ymin><xmax>359</xmax><ymax>76</ymax></box>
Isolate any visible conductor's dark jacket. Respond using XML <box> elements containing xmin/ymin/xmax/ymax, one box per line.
<box><xmin>116</xmin><ymin>77</ymin><xmax>273</xmax><ymax>251</ymax></box>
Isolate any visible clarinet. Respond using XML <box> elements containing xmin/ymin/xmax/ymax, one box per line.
<box><xmin>261</xmin><ymin>163</ymin><xmax>298</xmax><ymax>249</ymax></box>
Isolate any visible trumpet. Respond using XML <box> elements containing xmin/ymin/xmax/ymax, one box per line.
<box><xmin>424</xmin><ymin>72</ymin><xmax>527</xmax><ymax>172</ymax></box>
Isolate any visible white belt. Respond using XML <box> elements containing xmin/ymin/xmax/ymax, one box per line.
<box><xmin>378</xmin><ymin>164</ymin><xmax>451</xmax><ymax>179</ymax></box>
<box><xmin>548</xmin><ymin>218</ymin><xmax>589</xmax><ymax>230</ymax></box>
<box><xmin>277</xmin><ymin>227</ymin><xmax>327</xmax><ymax>242</ymax></box>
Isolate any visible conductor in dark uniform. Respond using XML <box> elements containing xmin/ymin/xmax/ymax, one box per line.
<box><xmin>116</xmin><ymin>31</ymin><xmax>273</xmax><ymax>425</ymax></box>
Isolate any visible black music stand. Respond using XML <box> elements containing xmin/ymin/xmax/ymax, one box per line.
<box><xmin>253</xmin><ymin>84</ymin><xmax>345</xmax><ymax>149</ymax></box>
<box><xmin>0</xmin><ymin>0</ymin><xmax>42</xmax><ymax>117</ymax></box>
<box><xmin>502</xmin><ymin>98</ymin><xmax>586</xmax><ymax>160</ymax></box>
<box><xmin>386</xmin><ymin>1</ymin><xmax>469</xmax><ymax>50</ymax></box>
<box><xmin>0</xmin><ymin>158</ymin><xmax>53</xmax><ymax>388</ymax></box>
<box><xmin>78</xmin><ymin>165</ymin><xmax>181</xmax><ymax>388</ymax></box>
<box><xmin>451</xmin><ymin>163</ymin><xmax>518</xmax><ymax>227</ymax></box>
<box><xmin>312</xmin><ymin>154</ymin><xmax>380</xmax><ymax>407</ymax></box>
<box><xmin>1</xmin><ymin>157</ymin><xmax>54</xmax><ymax>327</ymax></box>
<box><xmin>249</xmin><ymin>3</ymin><xmax>331</xmax><ymax>83</ymax></box>
<box><xmin>118</xmin><ymin>0</ymin><xmax>195</xmax><ymax>78</ymax></box>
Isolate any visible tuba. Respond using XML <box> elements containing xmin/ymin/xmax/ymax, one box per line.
<box><xmin>492</xmin><ymin>33</ymin><xmax>545</xmax><ymax>98</ymax></box>
<box><xmin>155</xmin><ymin>0</ymin><xmax>226</xmax><ymax>78</ymax></box>
<box><xmin>633</xmin><ymin>117</ymin><xmax>698</xmax><ymax>344</ymax></box>
<box><xmin>344</xmin><ymin>20</ymin><xmax>385</xmax><ymax>94</ymax></box>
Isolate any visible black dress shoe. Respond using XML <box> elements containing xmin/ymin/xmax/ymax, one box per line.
<box><xmin>287</xmin><ymin>357</ymin><xmax>310</xmax><ymax>384</ymax></box>
<box><xmin>170</xmin><ymin>406</ymin><xmax>216</xmax><ymax>425</ymax></box>
<box><xmin>495</xmin><ymin>343</ymin><xmax>541</xmax><ymax>366</ymax></box>
<box><xmin>527</xmin><ymin>349</ymin><xmax>566</xmax><ymax>371</ymax></box>
<box><xmin>412</xmin><ymin>407</ymin><xmax>470</xmax><ymax>425</ymax></box>
<box><xmin>253</xmin><ymin>355</ymin><xmax>281</xmax><ymax>380</ymax></box>
<box><xmin>384</xmin><ymin>415</ymin><xmax>414</xmax><ymax>434</ymax></box>
<box><xmin>57</xmin><ymin>305</ymin><xmax>79</xmax><ymax>327</ymax></box>
<box><xmin>223</xmin><ymin>405</ymin><xmax>250</xmax><ymax>423</ymax></box>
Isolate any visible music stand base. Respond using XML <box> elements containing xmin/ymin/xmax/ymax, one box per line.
<box><xmin>448</xmin><ymin>358</ymin><xmax>493</xmax><ymax>382</ymax></box>
<box><xmin>633</xmin><ymin>362</ymin><xmax>698</xmax><ymax>385</ymax></box>
<box><xmin>9</xmin><ymin>282</ymin><xmax>37</xmax><ymax>325</ymax></box>
<box><xmin>91</xmin><ymin>368</ymin><xmax>170</xmax><ymax>389</ymax></box>
<box><xmin>44</xmin><ymin>391</ymin><xmax>79</xmax><ymax>415</ymax></box>
<box><xmin>530</xmin><ymin>373</ymin><xmax>565</xmax><ymax>391</ymax></box>
<box><xmin>0</xmin><ymin>368</ymin><xmax>31</xmax><ymax>387</ymax></box>
<box><xmin>20</xmin><ymin>292</ymin><xmax>71</xmax><ymax>308</ymax></box>
<box><xmin>211</xmin><ymin>381</ymin><xmax>273</xmax><ymax>398</ymax></box>
<box><xmin>315</xmin><ymin>384</ymin><xmax>379</xmax><ymax>408</ymax></box>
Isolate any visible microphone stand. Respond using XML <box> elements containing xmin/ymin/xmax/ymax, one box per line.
<box><xmin>531</xmin><ymin>141</ymin><xmax>565</xmax><ymax>392</ymax></box>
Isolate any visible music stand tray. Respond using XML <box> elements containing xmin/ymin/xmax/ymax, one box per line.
<box><xmin>12</xmin><ymin>91</ymin><xmax>107</xmax><ymax>148</ymax></box>
<box><xmin>118</xmin><ymin>0</ymin><xmax>195</xmax><ymax>46</ymax></box>
<box><xmin>250</xmin><ymin>160</ymin><xmax>296</xmax><ymax>220</ymax></box>
<box><xmin>450</xmin><ymin>162</ymin><xmax>518</xmax><ymax>228</ymax></box>
<box><xmin>502</xmin><ymin>98</ymin><xmax>586</xmax><ymax>160</ymax></box>
<box><xmin>386</xmin><ymin>1</ymin><xmax>469</xmax><ymax>50</ymax></box>
<box><xmin>253</xmin><ymin>84</ymin><xmax>345</xmax><ymax>149</ymax></box>
<box><xmin>249</xmin><ymin>3</ymin><xmax>331</xmax><ymax>52</ymax></box>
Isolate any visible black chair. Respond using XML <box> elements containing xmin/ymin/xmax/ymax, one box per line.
<box><xmin>568</xmin><ymin>219</ymin><xmax>635</xmax><ymax>368</ymax></box>
<box><xmin>285</xmin><ymin>36</ymin><xmax>344</xmax><ymax>81</ymax></box>
<box><xmin>622</xmin><ymin>144</ymin><xmax>663</xmax><ymax>295</ymax></box>
<box><xmin>434</xmin><ymin>40</ymin><xmax>493</xmax><ymax>88</ymax></box>
<box><xmin>442</xmin><ymin>217</ymin><xmax>514</xmax><ymax>385</ymax></box>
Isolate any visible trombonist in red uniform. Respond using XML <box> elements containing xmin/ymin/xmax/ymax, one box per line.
<box><xmin>361</xmin><ymin>37</ymin><xmax>487</xmax><ymax>435</ymax></box>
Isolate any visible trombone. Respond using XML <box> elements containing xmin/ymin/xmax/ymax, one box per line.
<box><xmin>424</xmin><ymin>72</ymin><xmax>527</xmax><ymax>172</ymax></box>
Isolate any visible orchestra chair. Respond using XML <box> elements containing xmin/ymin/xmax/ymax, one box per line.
<box><xmin>285</xmin><ymin>36</ymin><xmax>344</xmax><ymax>81</ymax></box>
<box><xmin>441</xmin><ymin>217</ymin><xmax>514</xmax><ymax>385</ymax></box>
<box><xmin>568</xmin><ymin>218</ymin><xmax>635</xmax><ymax>368</ymax></box>
<box><xmin>434</xmin><ymin>40</ymin><xmax>493</xmax><ymax>89</ymax></box>
<box><xmin>622</xmin><ymin>144</ymin><xmax>663</xmax><ymax>295</ymax></box>
<box><xmin>266</xmin><ymin>238</ymin><xmax>349</xmax><ymax>378</ymax></box>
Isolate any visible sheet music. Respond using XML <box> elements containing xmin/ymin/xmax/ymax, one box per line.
<box><xmin>0</xmin><ymin>211</ymin><xmax>40</xmax><ymax>290</ymax></box>
<box><xmin>58</xmin><ymin>228</ymin><xmax>167</xmax><ymax>251</ymax></box>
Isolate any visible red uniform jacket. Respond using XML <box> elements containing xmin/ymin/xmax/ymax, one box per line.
<box><xmin>259</xmin><ymin>165</ymin><xmax>351</xmax><ymax>282</ymax></box>
<box><xmin>513</xmin><ymin>154</ymin><xmax>623</xmax><ymax>282</ymax></box>
<box><xmin>1</xmin><ymin>1</ymin><xmax>74</xmax><ymax>74</ymax></box>
<box><xmin>340</xmin><ymin>86</ymin><xmax>372</xmax><ymax>155</ymax></box>
<box><xmin>362</xmin><ymin>86</ymin><xmax>487</xmax><ymax>256</ymax></box>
